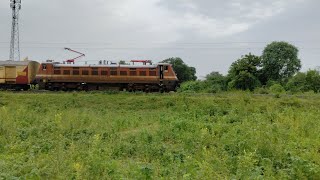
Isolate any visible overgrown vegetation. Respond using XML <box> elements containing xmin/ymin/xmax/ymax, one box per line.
<box><xmin>0</xmin><ymin>92</ymin><xmax>320</xmax><ymax>179</ymax></box>
<box><xmin>177</xmin><ymin>41</ymin><xmax>320</xmax><ymax>94</ymax></box>
<box><xmin>179</xmin><ymin>69</ymin><xmax>320</xmax><ymax>94</ymax></box>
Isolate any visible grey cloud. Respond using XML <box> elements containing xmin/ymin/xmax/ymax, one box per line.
<box><xmin>0</xmin><ymin>0</ymin><xmax>319</xmax><ymax>77</ymax></box>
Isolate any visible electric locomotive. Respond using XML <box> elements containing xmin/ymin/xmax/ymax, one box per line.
<box><xmin>34</xmin><ymin>60</ymin><xmax>179</xmax><ymax>92</ymax></box>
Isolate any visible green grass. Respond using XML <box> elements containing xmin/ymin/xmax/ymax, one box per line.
<box><xmin>0</xmin><ymin>91</ymin><xmax>320</xmax><ymax>179</ymax></box>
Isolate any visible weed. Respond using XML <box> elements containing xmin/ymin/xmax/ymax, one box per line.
<box><xmin>0</xmin><ymin>92</ymin><xmax>319</xmax><ymax>179</ymax></box>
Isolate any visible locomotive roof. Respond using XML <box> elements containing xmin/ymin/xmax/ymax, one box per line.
<box><xmin>0</xmin><ymin>60</ymin><xmax>32</xmax><ymax>66</ymax></box>
<box><xmin>52</xmin><ymin>63</ymin><xmax>171</xmax><ymax>68</ymax></box>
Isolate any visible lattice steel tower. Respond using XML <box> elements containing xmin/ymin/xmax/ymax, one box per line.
<box><xmin>9</xmin><ymin>0</ymin><xmax>22</xmax><ymax>61</ymax></box>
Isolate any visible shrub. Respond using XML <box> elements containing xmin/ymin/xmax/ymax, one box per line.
<box><xmin>269</xmin><ymin>84</ymin><xmax>285</xmax><ymax>94</ymax></box>
<box><xmin>254</xmin><ymin>87</ymin><xmax>269</xmax><ymax>94</ymax></box>
<box><xmin>178</xmin><ymin>81</ymin><xmax>207</xmax><ymax>93</ymax></box>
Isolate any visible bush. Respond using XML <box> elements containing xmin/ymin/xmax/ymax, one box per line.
<box><xmin>269</xmin><ymin>84</ymin><xmax>285</xmax><ymax>94</ymax></box>
<box><xmin>206</xmin><ymin>84</ymin><xmax>223</xmax><ymax>93</ymax></box>
<box><xmin>178</xmin><ymin>81</ymin><xmax>224</xmax><ymax>93</ymax></box>
<box><xmin>254</xmin><ymin>87</ymin><xmax>269</xmax><ymax>94</ymax></box>
<box><xmin>178</xmin><ymin>81</ymin><xmax>207</xmax><ymax>93</ymax></box>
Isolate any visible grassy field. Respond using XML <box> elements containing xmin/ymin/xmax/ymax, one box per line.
<box><xmin>0</xmin><ymin>91</ymin><xmax>320</xmax><ymax>179</ymax></box>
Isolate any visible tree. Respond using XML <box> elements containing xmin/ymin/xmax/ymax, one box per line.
<box><xmin>286</xmin><ymin>72</ymin><xmax>307</xmax><ymax>93</ymax></box>
<box><xmin>119</xmin><ymin>60</ymin><xmax>127</xmax><ymax>65</ymax></box>
<box><xmin>306</xmin><ymin>70</ymin><xmax>320</xmax><ymax>92</ymax></box>
<box><xmin>261</xmin><ymin>41</ymin><xmax>301</xmax><ymax>83</ymax></box>
<box><xmin>286</xmin><ymin>69</ymin><xmax>320</xmax><ymax>93</ymax></box>
<box><xmin>227</xmin><ymin>53</ymin><xmax>261</xmax><ymax>91</ymax></box>
<box><xmin>161</xmin><ymin>57</ymin><xmax>197</xmax><ymax>82</ymax></box>
<box><xmin>205</xmin><ymin>72</ymin><xmax>227</xmax><ymax>91</ymax></box>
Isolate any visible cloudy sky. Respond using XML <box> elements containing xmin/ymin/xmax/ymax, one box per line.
<box><xmin>0</xmin><ymin>0</ymin><xmax>319</xmax><ymax>77</ymax></box>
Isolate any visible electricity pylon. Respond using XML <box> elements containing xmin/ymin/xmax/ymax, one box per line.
<box><xmin>9</xmin><ymin>0</ymin><xmax>22</xmax><ymax>61</ymax></box>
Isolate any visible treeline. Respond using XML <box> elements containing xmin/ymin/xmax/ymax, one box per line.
<box><xmin>163</xmin><ymin>41</ymin><xmax>320</xmax><ymax>94</ymax></box>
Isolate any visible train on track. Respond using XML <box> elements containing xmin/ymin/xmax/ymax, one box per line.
<box><xmin>0</xmin><ymin>60</ymin><xmax>179</xmax><ymax>92</ymax></box>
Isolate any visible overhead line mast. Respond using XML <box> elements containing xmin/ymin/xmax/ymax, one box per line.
<box><xmin>9</xmin><ymin>0</ymin><xmax>22</xmax><ymax>61</ymax></box>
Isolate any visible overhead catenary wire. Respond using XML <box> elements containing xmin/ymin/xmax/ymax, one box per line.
<box><xmin>1</xmin><ymin>41</ymin><xmax>320</xmax><ymax>60</ymax></box>
<box><xmin>0</xmin><ymin>40</ymin><xmax>319</xmax><ymax>44</ymax></box>
<box><xmin>1</xmin><ymin>47</ymin><xmax>320</xmax><ymax>51</ymax></box>
<box><xmin>0</xmin><ymin>40</ymin><xmax>319</xmax><ymax>50</ymax></box>
<box><xmin>0</xmin><ymin>40</ymin><xmax>320</xmax><ymax>47</ymax></box>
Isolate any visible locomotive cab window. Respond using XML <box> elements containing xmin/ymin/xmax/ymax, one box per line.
<box><xmin>164</xmin><ymin>66</ymin><xmax>169</xmax><ymax>71</ymax></box>
<box><xmin>42</xmin><ymin>64</ymin><xmax>47</xmax><ymax>70</ymax></box>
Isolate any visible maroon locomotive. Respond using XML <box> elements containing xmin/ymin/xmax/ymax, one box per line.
<box><xmin>33</xmin><ymin>60</ymin><xmax>179</xmax><ymax>92</ymax></box>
